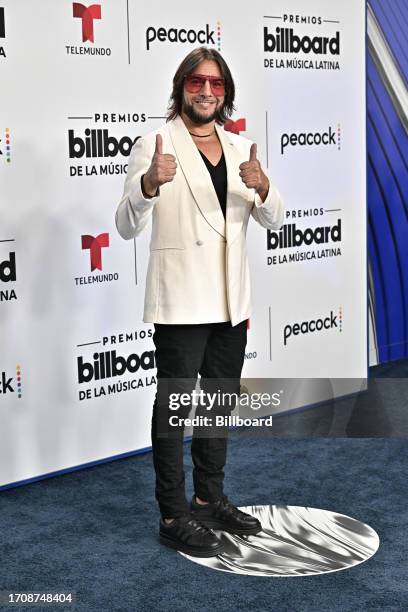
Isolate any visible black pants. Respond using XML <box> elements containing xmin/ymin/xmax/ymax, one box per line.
<box><xmin>151</xmin><ymin>320</ymin><xmax>248</xmax><ymax>519</ymax></box>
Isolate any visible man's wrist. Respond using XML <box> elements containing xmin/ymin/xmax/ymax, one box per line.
<box><xmin>256</xmin><ymin>176</ymin><xmax>270</xmax><ymax>203</ymax></box>
<box><xmin>141</xmin><ymin>174</ymin><xmax>159</xmax><ymax>198</ymax></box>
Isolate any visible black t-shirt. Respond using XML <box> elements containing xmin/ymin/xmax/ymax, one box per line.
<box><xmin>199</xmin><ymin>150</ymin><xmax>227</xmax><ymax>219</ymax></box>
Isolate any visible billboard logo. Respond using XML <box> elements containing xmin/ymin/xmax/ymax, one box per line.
<box><xmin>75</xmin><ymin>330</ymin><xmax>156</xmax><ymax>401</ymax></box>
<box><xmin>73</xmin><ymin>3</ymin><xmax>101</xmax><ymax>43</ymax></box>
<box><xmin>264</xmin><ymin>27</ymin><xmax>340</xmax><ymax>55</ymax></box>
<box><xmin>78</xmin><ymin>350</ymin><xmax>155</xmax><ymax>383</ymax></box>
<box><xmin>267</xmin><ymin>219</ymin><xmax>341</xmax><ymax>250</ymax></box>
<box><xmin>69</xmin><ymin>129</ymin><xmax>135</xmax><ymax>159</ymax></box>
<box><xmin>263</xmin><ymin>14</ymin><xmax>342</xmax><ymax>71</ymax></box>
<box><xmin>81</xmin><ymin>233</ymin><xmax>109</xmax><ymax>271</ymax></box>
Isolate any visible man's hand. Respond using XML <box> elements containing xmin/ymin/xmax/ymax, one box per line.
<box><xmin>142</xmin><ymin>134</ymin><xmax>177</xmax><ymax>197</ymax></box>
<box><xmin>239</xmin><ymin>143</ymin><xmax>270</xmax><ymax>202</ymax></box>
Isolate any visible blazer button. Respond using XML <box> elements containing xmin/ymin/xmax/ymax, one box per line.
<box><xmin>196</xmin><ymin>240</ymin><xmax>204</xmax><ymax>246</ymax></box>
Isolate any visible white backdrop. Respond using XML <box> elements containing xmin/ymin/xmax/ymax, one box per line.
<box><xmin>0</xmin><ymin>0</ymin><xmax>366</xmax><ymax>488</ymax></box>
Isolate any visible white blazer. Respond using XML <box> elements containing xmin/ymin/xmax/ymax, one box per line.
<box><xmin>115</xmin><ymin>115</ymin><xmax>284</xmax><ymax>326</ymax></box>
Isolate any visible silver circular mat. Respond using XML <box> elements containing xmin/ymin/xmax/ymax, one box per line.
<box><xmin>180</xmin><ymin>505</ymin><xmax>380</xmax><ymax>576</ymax></box>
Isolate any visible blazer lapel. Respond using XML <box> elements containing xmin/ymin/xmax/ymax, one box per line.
<box><xmin>168</xmin><ymin>115</ymin><xmax>226</xmax><ymax>238</ymax></box>
<box><xmin>215</xmin><ymin>123</ymin><xmax>247</xmax><ymax>246</ymax></box>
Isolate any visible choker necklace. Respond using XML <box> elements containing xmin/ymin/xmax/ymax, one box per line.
<box><xmin>188</xmin><ymin>130</ymin><xmax>215</xmax><ymax>138</ymax></box>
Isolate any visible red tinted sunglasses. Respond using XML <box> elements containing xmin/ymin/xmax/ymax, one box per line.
<box><xmin>184</xmin><ymin>74</ymin><xmax>225</xmax><ymax>95</ymax></box>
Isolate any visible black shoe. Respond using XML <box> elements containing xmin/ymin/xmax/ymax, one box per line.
<box><xmin>190</xmin><ymin>496</ymin><xmax>262</xmax><ymax>535</ymax></box>
<box><xmin>159</xmin><ymin>514</ymin><xmax>225</xmax><ymax>557</ymax></box>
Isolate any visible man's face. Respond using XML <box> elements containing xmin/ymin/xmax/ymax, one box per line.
<box><xmin>182</xmin><ymin>59</ymin><xmax>225</xmax><ymax>125</ymax></box>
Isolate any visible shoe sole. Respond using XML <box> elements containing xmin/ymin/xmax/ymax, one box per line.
<box><xmin>159</xmin><ymin>534</ymin><xmax>226</xmax><ymax>557</ymax></box>
<box><xmin>193</xmin><ymin>519</ymin><xmax>263</xmax><ymax>535</ymax></box>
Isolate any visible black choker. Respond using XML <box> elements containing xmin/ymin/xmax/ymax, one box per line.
<box><xmin>188</xmin><ymin>130</ymin><xmax>215</xmax><ymax>138</ymax></box>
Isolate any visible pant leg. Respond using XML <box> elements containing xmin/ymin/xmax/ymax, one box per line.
<box><xmin>151</xmin><ymin>323</ymin><xmax>211</xmax><ymax>518</ymax></box>
<box><xmin>191</xmin><ymin>320</ymin><xmax>248</xmax><ymax>502</ymax></box>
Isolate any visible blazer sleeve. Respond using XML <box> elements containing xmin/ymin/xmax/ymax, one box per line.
<box><xmin>250</xmin><ymin>180</ymin><xmax>285</xmax><ymax>231</ymax></box>
<box><xmin>115</xmin><ymin>136</ymin><xmax>160</xmax><ymax>240</ymax></box>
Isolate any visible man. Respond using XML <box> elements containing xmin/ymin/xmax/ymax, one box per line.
<box><xmin>116</xmin><ymin>47</ymin><xmax>284</xmax><ymax>557</ymax></box>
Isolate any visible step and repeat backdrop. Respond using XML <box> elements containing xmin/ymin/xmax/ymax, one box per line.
<box><xmin>0</xmin><ymin>0</ymin><xmax>366</xmax><ymax>488</ymax></box>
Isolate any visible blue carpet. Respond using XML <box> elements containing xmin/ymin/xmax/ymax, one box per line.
<box><xmin>0</xmin><ymin>436</ymin><xmax>407</xmax><ymax>611</ymax></box>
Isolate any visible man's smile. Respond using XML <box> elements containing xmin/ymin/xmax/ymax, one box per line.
<box><xmin>194</xmin><ymin>99</ymin><xmax>216</xmax><ymax>109</ymax></box>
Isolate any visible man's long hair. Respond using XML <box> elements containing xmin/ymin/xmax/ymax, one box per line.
<box><xmin>167</xmin><ymin>47</ymin><xmax>235</xmax><ymax>124</ymax></box>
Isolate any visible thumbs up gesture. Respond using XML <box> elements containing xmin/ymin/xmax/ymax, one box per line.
<box><xmin>239</xmin><ymin>143</ymin><xmax>269</xmax><ymax>201</ymax></box>
<box><xmin>142</xmin><ymin>134</ymin><xmax>177</xmax><ymax>197</ymax></box>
